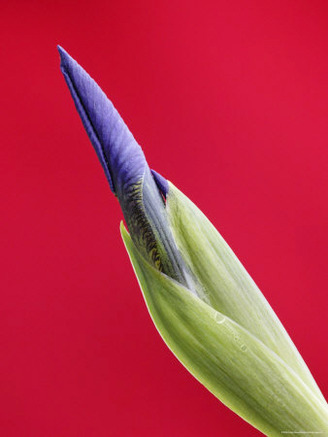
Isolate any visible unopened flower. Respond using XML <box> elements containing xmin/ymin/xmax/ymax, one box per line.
<box><xmin>58</xmin><ymin>46</ymin><xmax>328</xmax><ymax>436</ymax></box>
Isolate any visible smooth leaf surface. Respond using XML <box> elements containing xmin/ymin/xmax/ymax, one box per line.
<box><xmin>166</xmin><ymin>183</ymin><xmax>326</xmax><ymax>403</ymax></box>
<box><xmin>121</xmin><ymin>223</ymin><xmax>328</xmax><ymax>436</ymax></box>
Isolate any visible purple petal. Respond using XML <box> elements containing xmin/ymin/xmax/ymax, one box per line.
<box><xmin>58</xmin><ymin>46</ymin><xmax>190</xmax><ymax>286</ymax></box>
<box><xmin>58</xmin><ymin>45</ymin><xmax>147</xmax><ymax>196</ymax></box>
<box><xmin>151</xmin><ymin>169</ymin><xmax>169</xmax><ymax>198</ymax></box>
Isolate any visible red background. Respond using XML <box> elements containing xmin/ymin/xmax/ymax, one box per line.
<box><xmin>1</xmin><ymin>1</ymin><xmax>328</xmax><ymax>436</ymax></box>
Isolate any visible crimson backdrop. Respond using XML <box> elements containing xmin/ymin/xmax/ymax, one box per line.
<box><xmin>1</xmin><ymin>1</ymin><xmax>328</xmax><ymax>436</ymax></box>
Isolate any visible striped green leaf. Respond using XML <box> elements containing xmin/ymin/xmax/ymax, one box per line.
<box><xmin>120</xmin><ymin>182</ymin><xmax>328</xmax><ymax>436</ymax></box>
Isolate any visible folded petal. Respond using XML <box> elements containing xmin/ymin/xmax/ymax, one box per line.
<box><xmin>58</xmin><ymin>45</ymin><xmax>146</xmax><ymax>196</ymax></box>
<box><xmin>58</xmin><ymin>46</ymin><xmax>193</xmax><ymax>288</ymax></box>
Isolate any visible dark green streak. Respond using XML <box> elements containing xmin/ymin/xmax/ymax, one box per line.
<box><xmin>119</xmin><ymin>169</ymin><xmax>194</xmax><ymax>292</ymax></box>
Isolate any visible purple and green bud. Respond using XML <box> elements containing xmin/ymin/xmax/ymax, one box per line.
<box><xmin>58</xmin><ymin>46</ymin><xmax>192</xmax><ymax>288</ymax></box>
<box><xmin>58</xmin><ymin>46</ymin><xmax>328</xmax><ymax>436</ymax></box>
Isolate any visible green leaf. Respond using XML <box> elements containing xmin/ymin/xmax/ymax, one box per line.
<box><xmin>121</xmin><ymin>222</ymin><xmax>328</xmax><ymax>436</ymax></box>
<box><xmin>166</xmin><ymin>183</ymin><xmax>326</xmax><ymax>403</ymax></box>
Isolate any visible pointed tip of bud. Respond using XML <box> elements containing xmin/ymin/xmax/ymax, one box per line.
<box><xmin>57</xmin><ymin>45</ymin><xmax>76</xmax><ymax>80</ymax></box>
<box><xmin>58</xmin><ymin>45</ymin><xmax>116</xmax><ymax>192</ymax></box>
<box><xmin>58</xmin><ymin>45</ymin><xmax>149</xmax><ymax>196</ymax></box>
<box><xmin>57</xmin><ymin>44</ymin><xmax>67</xmax><ymax>68</ymax></box>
